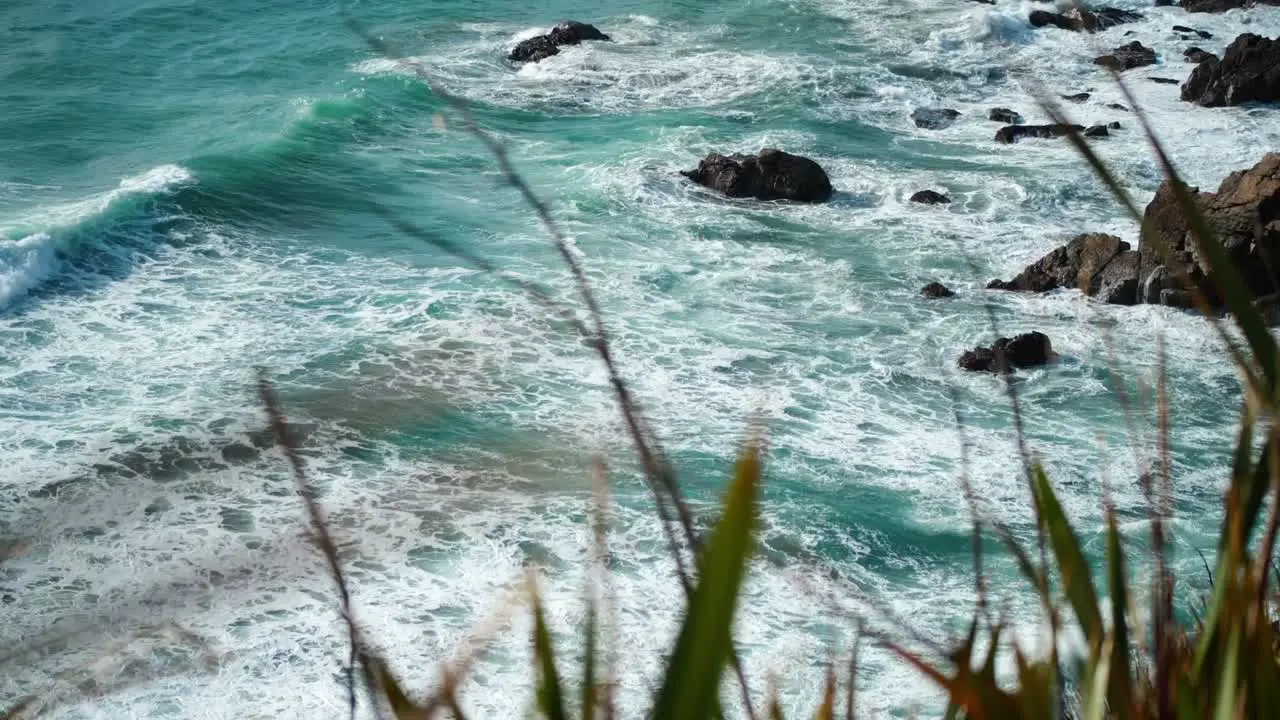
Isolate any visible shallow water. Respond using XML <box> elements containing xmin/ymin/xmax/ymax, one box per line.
<box><xmin>2</xmin><ymin>1</ymin><xmax>1279</xmax><ymax>717</ymax></box>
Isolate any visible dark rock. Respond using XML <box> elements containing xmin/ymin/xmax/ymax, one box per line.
<box><xmin>682</xmin><ymin>148</ymin><xmax>833</xmax><ymax>203</ymax></box>
<box><xmin>959</xmin><ymin>332</ymin><xmax>1056</xmax><ymax>374</ymax></box>
<box><xmin>910</xmin><ymin>190</ymin><xmax>951</xmax><ymax>205</ymax></box>
<box><xmin>988</xmin><ymin>233</ymin><xmax>1129</xmax><ymax>293</ymax></box>
<box><xmin>1139</xmin><ymin>153</ymin><xmax>1280</xmax><ymax>309</ymax></box>
<box><xmin>1062</xmin><ymin>92</ymin><xmax>1091</xmax><ymax>103</ymax></box>
<box><xmin>988</xmin><ymin>107</ymin><xmax>1025</xmax><ymax>124</ymax></box>
<box><xmin>911</xmin><ymin>107</ymin><xmax>961</xmax><ymax>130</ymax></box>
<box><xmin>1095</xmin><ymin>250</ymin><xmax>1142</xmax><ymax>304</ymax></box>
<box><xmin>508</xmin><ymin>20</ymin><xmax>611</xmax><ymax>64</ymax></box>
<box><xmin>1029</xmin><ymin>7</ymin><xmax>1142</xmax><ymax>32</ymax></box>
<box><xmin>1160</xmin><ymin>289</ymin><xmax>1195</xmax><ymax>308</ymax></box>
<box><xmin>1151</xmin><ymin>77</ymin><xmax>1181</xmax><ymax>85</ymax></box>
<box><xmin>1108</xmin><ymin>121</ymin><xmax>1123</xmax><ymax>129</ymax></box>
<box><xmin>1184</xmin><ymin>47</ymin><xmax>1219</xmax><ymax>64</ymax></box>
<box><xmin>1094</xmin><ymin>41</ymin><xmax>1157</xmax><ymax>71</ymax></box>
<box><xmin>1106</xmin><ymin>102</ymin><xmax>1130</xmax><ymax>111</ymax></box>
<box><xmin>1141</xmin><ymin>265</ymin><xmax>1180</xmax><ymax>304</ymax></box>
<box><xmin>1173</xmin><ymin>25</ymin><xmax>1213</xmax><ymax>40</ymax></box>
<box><xmin>1085</xmin><ymin>124</ymin><xmax>1110</xmax><ymax>137</ymax></box>
<box><xmin>995</xmin><ymin>123</ymin><xmax>1085</xmax><ymax>144</ymax></box>
<box><xmin>1182</xmin><ymin>0</ymin><xmax>1257</xmax><ymax>13</ymax></box>
<box><xmin>920</xmin><ymin>282</ymin><xmax>956</xmax><ymax>298</ymax></box>
<box><xmin>1181</xmin><ymin>33</ymin><xmax>1280</xmax><ymax>107</ymax></box>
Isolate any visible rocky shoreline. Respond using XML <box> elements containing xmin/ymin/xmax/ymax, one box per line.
<box><xmin>507</xmin><ymin>6</ymin><xmax>1279</xmax><ymax>375</ymax></box>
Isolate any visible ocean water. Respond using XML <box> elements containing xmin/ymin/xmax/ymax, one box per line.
<box><xmin>3</xmin><ymin>0</ymin><xmax>1280</xmax><ymax>716</ymax></box>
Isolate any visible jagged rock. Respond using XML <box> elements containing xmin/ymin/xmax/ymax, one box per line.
<box><xmin>995</xmin><ymin>123</ymin><xmax>1085</xmax><ymax>143</ymax></box>
<box><xmin>1139</xmin><ymin>153</ymin><xmax>1280</xmax><ymax>309</ymax></box>
<box><xmin>920</xmin><ymin>282</ymin><xmax>955</xmax><ymax>298</ymax></box>
<box><xmin>508</xmin><ymin>21</ymin><xmax>612</xmax><ymax>63</ymax></box>
<box><xmin>1062</xmin><ymin>92</ymin><xmax>1091</xmax><ymax>103</ymax></box>
<box><xmin>1185</xmin><ymin>47</ymin><xmax>1218</xmax><ymax>64</ymax></box>
<box><xmin>987</xmin><ymin>233</ymin><xmax>1129</xmax><ymax>293</ymax></box>
<box><xmin>910</xmin><ymin>190</ymin><xmax>951</xmax><ymax>205</ymax></box>
<box><xmin>988</xmin><ymin>107</ymin><xmax>1025</xmax><ymax>124</ymax></box>
<box><xmin>682</xmin><ymin>149</ymin><xmax>833</xmax><ymax>203</ymax></box>
<box><xmin>1181</xmin><ymin>34</ymin><xmax>1280</xmax><ymax>107</ymax></box>
<box><xmin>959</xmin><ymin>332</ymin><xmax>1056</xmax><ymax>374</ymax></box>
<box><xmin>1029</xmin><ymin>7</ymin><xmax>1143</xmax><ymax>32</ymax></box>
<box><xmin>1142</xmin><ymin>265</ymin><xmax>1181</xmax><ymax>304</ymax></box>
<box><xmin>1173</xmin><ymin>25</ymin><xmax>1213</xmax><ymax>40</ymax></box>
<box><xmin>1094</xmin><ymin>41</ymin><xmax>1157</xmax><ymax>71</ymax></box>
<box><xmin>912</xmin><ymin>107</ymin><xmax>961</xmax><ymax>130</ymax></box>
<box><xmin>1095</xmin><ymin>251</ymin><xmax>1142</xmax><ymax>304</ymax></box>
<box><xmin>1085</xmin><ymin>125</ymin><xmax>1110</xmax><ymax>137</ymax></box>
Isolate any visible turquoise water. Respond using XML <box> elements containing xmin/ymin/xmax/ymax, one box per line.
<box><xmin>3</xmin><ymin>0</ymin><xmax>1280</xmax><ymax>717</ymax></box>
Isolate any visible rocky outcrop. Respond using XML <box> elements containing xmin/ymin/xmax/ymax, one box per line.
<box><xmin>1139</xmin><ymin>153</ymin><xmax>1280</xmax><ymax>308</ymax></box>
<box><xmin>910</xmin><ymin>190</ymin><xmax>951</xmax><ymax>205</ymax></box>
<box><xmin>1029</xmin><ymin>7</ymin><xmax>1143</xmax><ymax>32</ymax></box>
<box><xmin>1182</xmin><ymin>0</ymin><xmax>1280</xmax><ymax>13</ymax></box>
<box><xmin>988</xmin><ymin>107</ymin><xmax>1024</xmax><ymax>124</ymax></box>
<box><xmin>995</xmin><ymin>123</ymin><xmax>1085</xmax><ymax>144</ymax></box>
<box><xmin>987</xmin><ymin>233</ymin><xmax>1129</xmax><ymax>293</ymax></box>
<box><xmin>959</xmin><ymin>332</ymin><xmax>1056</xmax><ymax>374</ymax></box>
<box><xmin>911</xmin><ymin>107</ymin><xmax>961</xmax><ymax>130</ymax></box>
<box><xmin>1181</xmin><ymin>34</ymin><xmax>1280</xmax><ymax>107</ymax></box>
<box><xmin>1184</xmin><ymin>47</ymin><xmax>1218</xmax><ymax>64</ymax></box>
<box><xmin>682</xmin><ymin>149</ymin><xmax>833</xmax><ymax>203</ymax></box>
<box><xmin>920</xmin><ymin>282</ymin><xmax>955</xmax><ymax>298</ymax></box>
<box><xmin>508</xmin><ymin>21</ymin><xmax>612</xmax><ymax>63</ymax></box>
<box><xmin>1094</xmin><ymin>41</ymin><xmax>1157</xmax><ymax>70</ymax></box>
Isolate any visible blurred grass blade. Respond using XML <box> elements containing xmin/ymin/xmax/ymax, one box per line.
<box><xmin>816</xmin><ymin>664</ymin><xmax>836</xmax><ymax>720</ymax></box>
<box><xmin>531</xmin><ymin>584</ymin><xmax>569</xmax><ymax>720</ymax></box>
<box><xmin>1213</xmin><ymin>628</ymin><xmax>1240</xmax><ymax>720</ymax></box>
<box><xmin>1104</xmin><ymin>510</ymin><xmax>1132</xmax><ymax>720</ymax></box>
<box><xmin>1084</xmin><ymin>636</ymin><xmax>1112</xmax><ymax>720</ymax></box>
<box><xmin>652</xmin><ymin>439</ymin><xmax>762</xmax><ymax>720</ymax></box>
<box><xmin>372</xmin><ymin>657</ymin><xmax>429</xmax><ymax>720</ymax></box>
<box><xmin>1032</xmin><ymin>465</ymin><xmax>1102</xmax><ymax>644</ymax></box>
<box><xmin>583</xmin><ymin>599</ymin><xmax>597</xmax><ymax>720</ymax></box>
<box><xmin>845</xmin><ymin>636</ymin><xmax>860</xmax><ymax>720</ymax></box>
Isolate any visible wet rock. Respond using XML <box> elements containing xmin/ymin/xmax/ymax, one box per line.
<box><xmin>1181</xmin><ymin>33</ymin><xmax>1280</xmax><ymax>107</ymax></box>
<box><xmin>1160</xmin><ymin>289</ymin><xmax>1195</xmax><ymax>308</ymax></box>
<box><xmin>1184</xmin><ymin>47</ymin><xmax>1218</xmax><ymax>64</ymax></box>
<box><xmin>1108</xmin><ymin>121</ymin><xmax>1123</xmax><ymax>129</ymax></box>
<box><xmin>911</xmin><ymin>107</ymin><xmax>961</xmax><ymax>130</ymax></box>
<box><xmin>1173</xmin><ymin>25</ymin><xmax>1213</xmax><ymax>40</ymax></box>
<box><xmin>1141</xmin><ymin>265</ymin><xmax>1181</xmax><ymax>304</ymax></box>
<box><xmin>988</xmin><ymin>107</ymin><xmax>1024</xmax><ymax>124</ymax></box>
<box><xmin>1151</xmin><ymin>77</ymin><xmax>1181</xmax><ymax>85</ymax></box>
<box><xmin>1180</xmin><ymin>0</ymin><xmax>1275</xmax><ymax>13</ymax></box>
<box><xmin>995</xmin><ymin>123</ymin><xmax>1085</xmax><ymax>144</ymax></box>
<box><xmin>1139</xmin><ymin>153</ymin><xmax>1280</xmax><ymax>310</ymax></box>
<box><xmin>1085</xmin><ymin>124</ymin><xmax>1110</xmax><ymax>137</ymax></box>
<box><xmin>920</xmin><ymin>282</ymin><xmax>955</xmax><ymax>298</ymax></box>
<box><xmin>1029</xmin><ymin>7</ymin><xmax>1143</xmax><ymax>32</ymax></box>
<box><xmin>1094</xmin><ymin>41</ymin><xmax>1157</xmax><ymax>71</ymax></box>
<box><xmin>959</xmin><ymin>332</ymin><xmax>1056</xmax><ymax>374</ymax></box>
<box><xmin>508</xmin><ymin>20</ymin><xmax>612</xmax><ymax>63</ymax></box>
<box><xmin>682</xmin><ymin>148</ymin><xmax>833</xmax><ymax>203</ymax></box>
<box><xmin>144</xmin><ymin>497</ymin><xmax>172</xmax><ymax>516</ymax></box>
<box><xmin>987</xmin><ymin>233</ymin><xmax>1129</xmax><ymax>293</ymax></box>
<box><xmin>1106</xmin><ymin>102</ymin><xmax>1130</xmax><ymax>111</ymax></box>
<box><xmin>1062</xmin><ymin>92</ymin><xmax>1091</xmax><ymax>103</ymax></box>
<box><xmin>910</xmin><ymin>190</ymin><xmax>951</xmax><ymax>205</ymax></box>
<box><xmin>1094</xmin><ymin>250</ymin><xmax>1142</xmax><ymax>304</ymax></box>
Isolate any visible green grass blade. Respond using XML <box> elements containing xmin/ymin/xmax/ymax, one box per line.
<box><xmin>1104</xmin><ymin>510</ymin><xmax>1132</xmax><ymax>720</ymax></box>
<box><xmin>1032</xmin><ymin>465</ymin><xmax>1103</xmax><ymax>644</ymax></box>
<box><xmin>1084</xmin><ymin>637</ymin><xmax>1112</xmax><ymax>720</ymax></box>
<box><xmin>531</xmin><ymin>585</ymin><xmax>569</xmax><ymax>720</ymax></box>
<box><xmin>1213</xmin><ymin>628</ymin><xmax>1240</xmax><ymax>720</ymax></box>
<box><xmin>651</xmin><ymin>440</ymin><xmax>762</xmax><ymax>720</ymax></box>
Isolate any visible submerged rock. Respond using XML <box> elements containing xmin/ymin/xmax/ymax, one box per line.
<box><xmin>1094</xmin><ymin>41</ymin><xmax>1157</xmax><ymax>71</ymax></box>
<box><xmin>682</xmin><ymin>149</ymin><xmax>833</xmax><ymax>203</ymax></box>
<box><xmin>910</xmin><ymin>190</ymin><xmax>951</xmax><ymax>205</ymax></box>
<box><xmin>988</xmin><ymin>107</ymin><xmax>1024</xmax><ymax>124</ymax></box>
<box><xmin>1150</xmin><ymin>77</ymin><xmax>1181</xmax><ymax>85</ymax></box>
<box><xmin>1085</xmin><ymin>124</ymin><xmax>1110</xmax><ymax>137</ymax></box>
<box><xmin>1105</xmin><ymin>102</ymin><xmax>1130</xmax><ymax>111</ymax></box>
<box><xmin>1062</xmin><ymin>92</ymin><xmax>1091</xmax><ymax>103</ymax></box>
<box><xmin>995</xmin><ymin>123</ymin><xmax>1085</xmax><ymax>144</ymax></box>
<box><xmin>911</xmin><ymin>107</ymin><xmax>961</xmax><ymax>130</ymax></box>
<box><xmin>920</xmin><ymin>282</ymin><xmax>955</xmax><ymax>298</ymax></box>
<box><xmin>959</xmin><ymin>332</ymin><xmax>1056</xmax><ymax>374</ymax></box>
<box><xmin>1173</xmin><ymin>25</ymin><xmax>1213</xmax><ymax>40</ymax></box>
<box><xmin>1181</xmin><ymin>33</ymin><xmax>1280</xmax><ymax>107</ymax></box>
<box><xmin>508</xmin><ymin>20</ymin><xmax>612</xmax><ymax>63</ymax></box>
<box><xmin>1029</xmin><ymin>7</ymin><xmax>1143</xmax><ymax>32</ymax></box>
<box><xmin>1181</xmin><ymin>0</ymin><xmax>1277</xmax><ymax>13</ymax></box>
